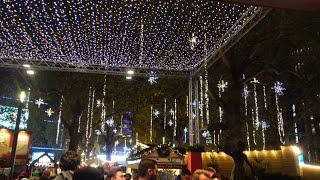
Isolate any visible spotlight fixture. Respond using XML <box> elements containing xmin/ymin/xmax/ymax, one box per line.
<box><xmin>127</xmin><ymin>70</ymin><xmax>134</xmax><ymax>75</ymax></box>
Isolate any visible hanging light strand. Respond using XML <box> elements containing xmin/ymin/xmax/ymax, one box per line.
<box><xmin>174</xmin><ymin>99</ymin><xmax>177</xmax><ymax>137</ymax></box>
<box><xmin>164</xmin><ymin>98</ymin><xmax>167</xmax><ymax>130</ymax></box>
<box><xmin>56</xmin><ymin>95</ymin><xmax>63</xmax><ymax>144</ymax></box>
<box><xmin>199</xmin><ymin>76</ymin><xmax>204</xmax><ymax>128</ymax></box>
<box><xmin>86</xmin><ymin>87</ymin><xmax>92</xmax><ymax>147</ymax></box>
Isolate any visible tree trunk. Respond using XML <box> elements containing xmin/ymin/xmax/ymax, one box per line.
<box><xmin>223</xmin><ymin>80</ymin><xmax>243</xmax><ymax>147</ymax></box>
<box><xmin>68</xmin><ymin>126</ymin><xmax>81</xmax><ymax>151</ymax></box>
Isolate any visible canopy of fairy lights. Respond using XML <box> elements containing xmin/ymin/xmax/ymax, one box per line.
<box><xmin>0</xmin><ymin>1</ymin><xmax>261</xmax><ymax>75</ymax></box>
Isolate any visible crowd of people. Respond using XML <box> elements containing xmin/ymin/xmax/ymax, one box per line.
<box><xmin>7</xmin><ymin>147</ymin><xmax>249</xmax><ymax>180</ymax></box>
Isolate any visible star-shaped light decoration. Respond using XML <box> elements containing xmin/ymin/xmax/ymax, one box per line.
<box><xmin>153</xmin><ymin>109</ymin><xmax>160</xmax><ymax>118</ymax></box>
<box><xmin>217</xmin><ymin>80</ymin><xmax>228</xmax><ymax>92</ymax></box>
<box><xmin>184</xmin><ymin>127</ymin><xmax>188</xmax><ymax>133</ymax></box>
<box><xmin>169</xmin><ymin>109</ymin><xmax>174</xmax><ymax>116</ymax></box>
<box><xmin>261</xmin><ymin>121</ymin><xmax>269</xmax><ymax>130</ymax></box>
<box><xmin>113</xmin><ymin>128</ymin><xmax>117</xmax><ymax>134</ymax></box>
<box><xmin>45</xmin><ymin>108</ymin><xmax>54</xmax><ymax>117</ymax></box>
<box><xmin>95</xmin><ymin>130</ymin><xmax>101</xmax><ymax>136</ymax></box>
<box><xmin>106</xmin><ymin>118</ymin><xmax>114</xmax><ymax>127</ymax></box>
<box><xmin>35</xmin><ymin>98</ymin><xmax>45</xmax><ymax>108</ymax></box>
<box><xmin>148</xmin><ymin>71</ymin><xmax>159</xmax><ymax>85</ymax></box>
<box><xmin>250</xmin><ymin>77</ymin><xmax>260</xmax><ymax>84</ymax></box>
<box><xmin>272</xmin><ymin>81</ymin><xmax>286</xmax><ymax>96</ymax></box>
<box><xmin>192</xmin><ymin>113</ymin><xmax>196</xmax><ymax>119</ymax></box>
<box><xmin>168</xmin><ymin>120</ymin><xmax>173</xmax><ymax>126</ymax></box>
<box><xmin>189</xmin><ymin>33</ymin><xmax>198</xmax><ymax>50</ymax></box>
<box><xmin>242</xmin><ymin>85</ymin><xmax>250</xmax><ymax>97</ymax></box>
<box><xmin>96</xmin><ymin>99</ymin><xmax>102</xmax><ymax>107</ymax></box>
<box><xmin>202</xmin><ymin>130</ymin><xmax>211</xmax><ymax>138</ymax></box>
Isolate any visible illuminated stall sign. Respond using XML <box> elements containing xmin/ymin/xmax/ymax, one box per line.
<box><xmin>32</xmin><ymin>154</ymin><xmax>56</xmax><ymax>168</ymax></box>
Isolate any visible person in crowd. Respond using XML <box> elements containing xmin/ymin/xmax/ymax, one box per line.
<box><xmin>124</xmin><ymin>173</ymin><xmax>132</xmax><ymax>180</ymax></box>
<box><xmin>53</xmin><ymin>151</ymin><xmax>81</xmax><ymax>180</ymax></box>
<box><xmin>224</xmin><ymin>141</ymin><xmax>253</xmax><ymax>180</ymax></box>
<box><xmin>137</xmin><ymin>159</ymin><xmax>158</xmax><ymax>180</ymax></box>
<box><xmin>107</xmin><ymin>167</ymin><xmax>125</xmax><ymax>180</ymax></box>
<box><xmin>192</xmin><ymin>170</ymin><xmax>211</xmax><ymax>180</ymax></box>
<box><xmin>176</xmin><ymin>167</ymin><xmax>191</xmax><ymax>180</ymax></box>
<box><xmin>73</xmin><ymin>167</ymin><xmax>103</xmax><ymax>180</ymax></box>
<box><xmin>206</xmin><ymin>167</ymin><xmax>216</xmax><ymax>178</ymax></box>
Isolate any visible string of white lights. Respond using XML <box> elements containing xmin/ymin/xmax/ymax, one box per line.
<box><xmin>263</xmin><ymin>85</ymin><xmax>267</xmax><ymax>109</ymax></box>
<box><xmin>205</xmin><ymin>67</ymin><xmax>209</xmax><ymax>125</ymax></box>
<box><xmin>150</xmin><ymin>105</ymin><xmax>153</xmax><ymax>143</ymax></box>
<box><xmin>86</xmin><ymin>87</ymin><xmax>92</xmax><ymax>148</ymax></box>
<box><xmin>293</xmin><ymin>104</ymin><xmax>299</xmax><ymax>143</ymax></box>
<box><xmin>164</xmin><ymin>98</ymin><xmax>167</xmax><ymax>130</ymax></box>
<box><xmin>89</xmin><ymin>89</ymin><xmax>95</xmax><ymax>138</ymax></box>
<box><xmin>199</xmin><ymin>76</ymin><xmax>204</xmax><ymax>128</ymax></box>
<box><xmin>272</xmin><ymin>81</ymin><xmax>286</xmax><ymax>144</ymax></box>
<box><xmin>56</xmin><ymin>95</ymin><xmax>63</xmax><ymax>145</ymax></box>
<box><xmin>174</xmin><ymin>99</ymin><xmax>177</xmax><ymax>137</ymax></box>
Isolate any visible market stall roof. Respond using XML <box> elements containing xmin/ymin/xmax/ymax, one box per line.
<box><xmin>0</xmin><ymin>1</ymin><xmax>269</xmax><ymax>77</ymax></box>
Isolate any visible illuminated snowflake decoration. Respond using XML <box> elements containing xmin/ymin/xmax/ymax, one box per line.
<box><xmin>113</xmin><ymin>128</ymin><xmax>117</xmax><ymax>134</ymax></box>
<box><xmin>202</xmin><ymin>130</ymin><xmax>211</xmax><ymax>138</ymax></box>
<box><xmin>184</xmin><ymin>127</ymin><xmax>188</xmax><ymax>133</ymax></box>
<box><xmin>45</xmin><ymin>108</ymin><xmax>54</xmax><ymax>117</ymax></box>
<box><xmin>148</xmin><ymin>71</ymin><xmax>159</xmax><ymax>85</ymax></box>
<box><xmin>192</xmin><ymin>113</ymin><xmax>196</xmax><ymax>119</ymax></box>
<box><xmin>217</xmin><ymin>80</ymin><xmax>228</xmax><ymax>92</ymax></box>
<box><xmin>261</xmin><ymin>121</ymin><xmax>269</xmax><ymax>130</ymax></box>
<box><xmin>272</xmin><ymin>81</ymin><xmax>286</xmax><ymax>96</ymax></box>
<box><xmin>153</xmin><ymin>109</ymin><xmax>160</xmax><ymax>118</ymax></box>
<box><xmin>169</xmin><ymin>109</ymin><xmax>174</xmax><ymax>116</ymax></box>
<box><xmin>192</xmin><ymin>101</ymin><xmax>197</xmax><ymax>107</ymax></box>
<box><xmin>250</xmin><ymin>77</ymin><xmax>260</xmax><ymax>84</ymax></box>
<box><xmin>35</xmin><ymin>98</ymin><xmax>44</xmax><ymax>108</ymax></box>
<box><xmin>168</xmin><ymin>120</ymin><xmax>173</xmax><ymax>126</ymax></box>
<box><xmin>95</xmin><ymin>130</ymin><xmax>101</xmax><ymax>136</ymax></box>
<box><xmin>96</xmin><ymin>99</ymin><xmax>102</xmax><ymax>107</ymax></box>
<box><xmin>242</xmin><ymin>85</ymin><xmax>250</xmax><ymax>97</ymax></box>
<box><xmin>106</xmin><ymin>118</ymin><xmax>114</xmax><ymax>127</ymax></box>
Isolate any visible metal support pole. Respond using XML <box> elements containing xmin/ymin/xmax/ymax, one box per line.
<box><xmin>194</xmin><ymin>79</ymin><xmax>200</xmax><ymax>144</ymax></box>
<box><xmin>9</xmin><ymin>102</ymin><xmax>23</xmax><ymax>180</ymax></box>
<box><xmin>188</xmin><ymin>77</ymin><xmax>194</xmax><ymax>145</ymax></box>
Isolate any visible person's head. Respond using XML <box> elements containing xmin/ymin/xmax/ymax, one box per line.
<box><xmin>138</xmin><ymin>159</ymin><xmax>157</xmax><ymax>179</ymax></box>
<box><xmin>124</xmin><ymin>173</ymin><xmax>132</xmax><ymax>180</ymax></box>
<box><xmin>205</xmin><ymin>167</ymin><xmax>216</xmax><ymax>178</ymax></box>
<box><xmin>181</xmin><ymin>167</ymin><xmax>191</xmax><ymax>180</ymax></box>
<box><xmin>192</xmin><ymin>169</ymin><xmax>211</xmax><ymax>180</ymax></box>
<box><xmin>73</xmin><ymin>167</ymin><xmax>103</xmax><ymax>180</ymax></box>
<box><xmin>59</xmin><ymin>151</ymin><xmax>81</xmax><ymax>171</ymax></box>
<box><xmin>108</xmin><ymin>168</ymin><xmax>125</xmax><ymax>180</ymax></box>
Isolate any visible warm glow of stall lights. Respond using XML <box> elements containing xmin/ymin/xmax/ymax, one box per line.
<box><xmin>23</xmin><ymin>64</ymin><xmax>31</xmax><ymax>68</ymax></box>
<box><xmin>300</xmin><ymin>164</ymin><xmax>320</xmax><ymax>169</ymax></box>
<box><xmin>26</xmin><ymin>70</ymin><xmax>35</xmax><ymax>75</ymax></box>
<box><xmin>127</xmin><ymin>70</ymin><xmax>134</xmax><ymax>75</ymax></box>
<box><xmin>18</xmin><ymin>132</ymin><xmax>29</xmax><ymax>142</ymax></box>
<box><xmin>90</xmin><ymin>163</ymin><xmax>98</xmax><ymax>168</ymax></box>
<box><xmin>126</xmin><ymin>76</ymin><xmax>132</xmax><ymax>80</ymax></box>
<box><xmin>291</xmin><ymin>146</ymin><xmax>302</xmax><ymax>155</ymax></box>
